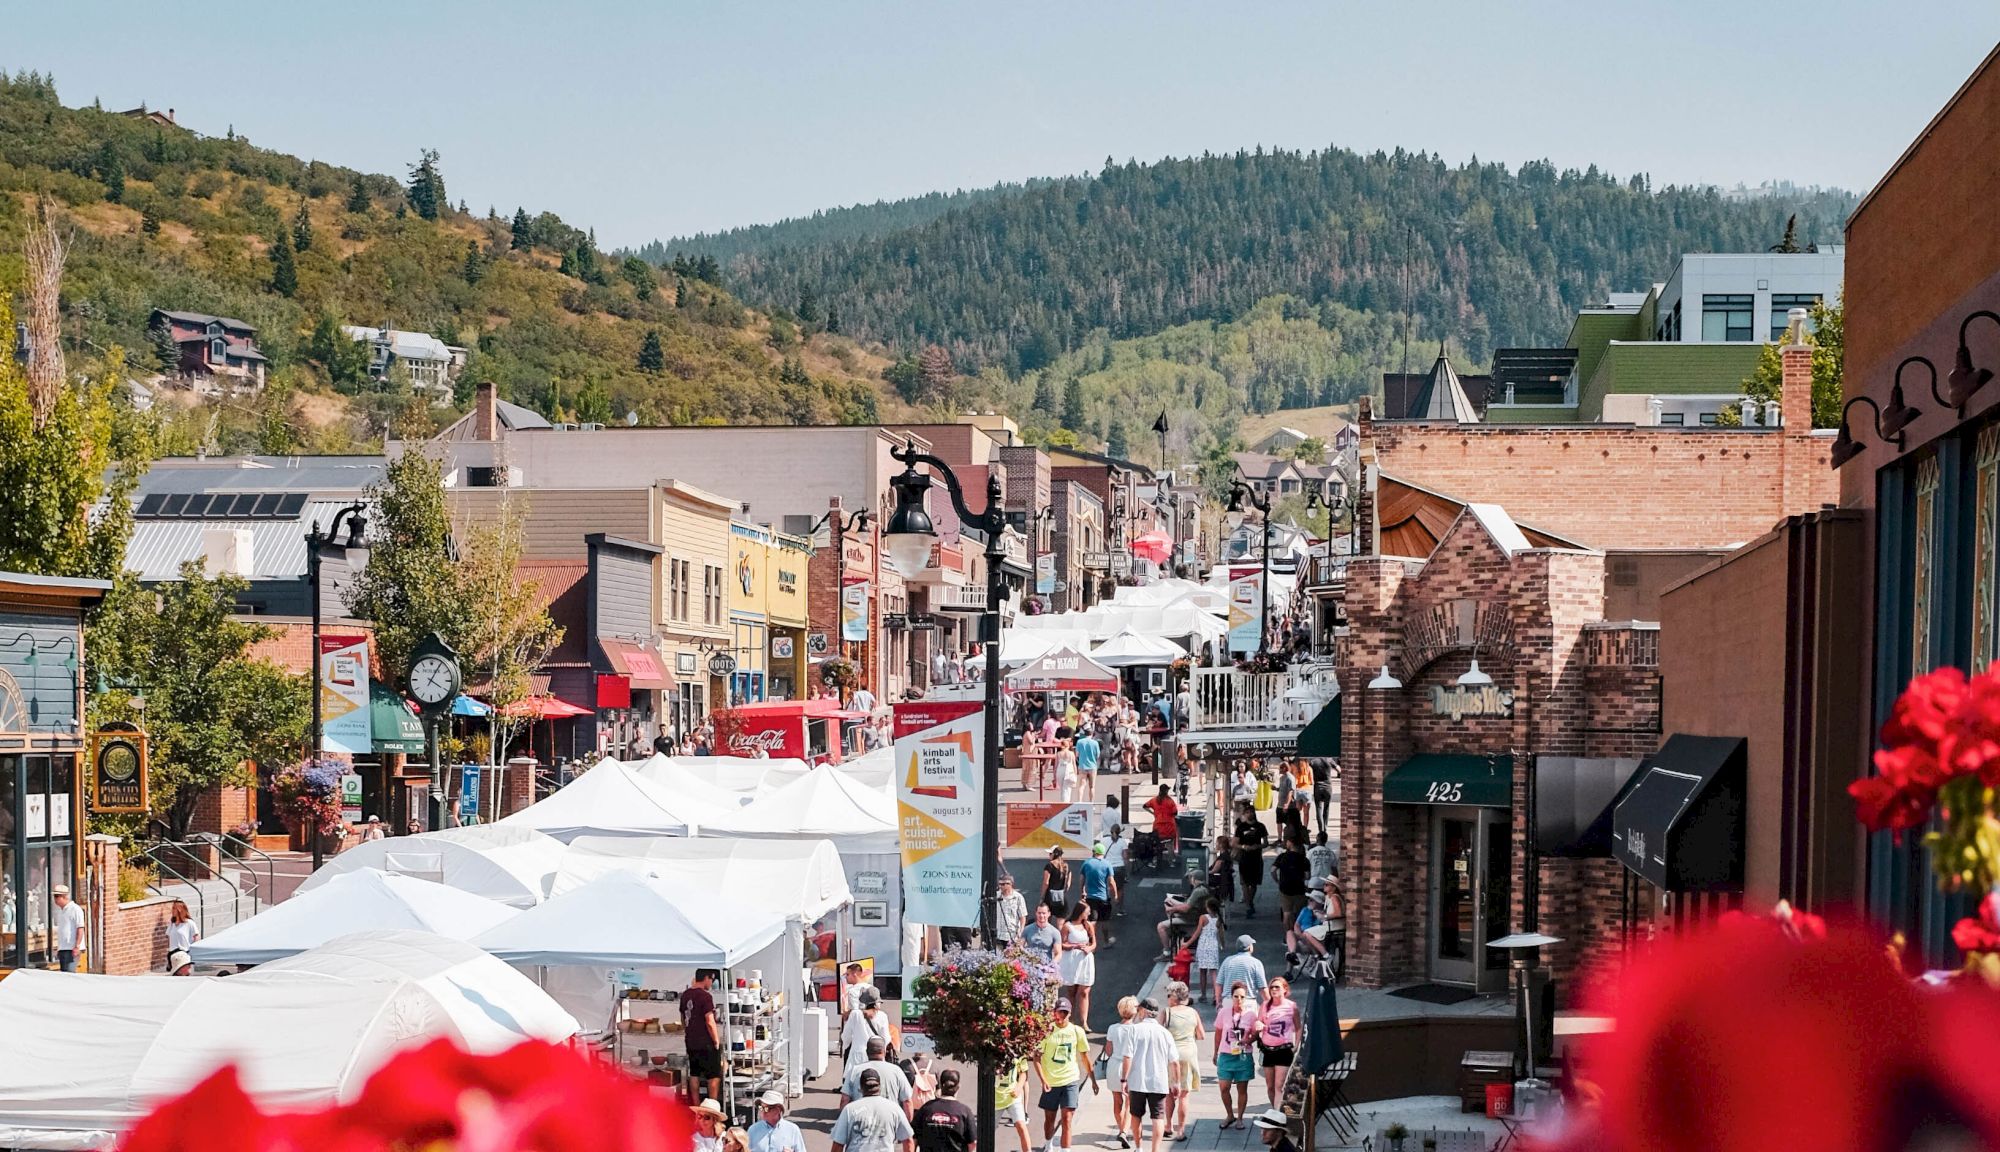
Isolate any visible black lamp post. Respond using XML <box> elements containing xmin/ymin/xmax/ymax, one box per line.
<box><xmin>813</xmin><ymin>507</ymin><xmax>872</xmax><ymax>695</ymax></box>
<box><xmin>881</xmin><ymin>437</ymin><xmax>1008</xmax><ymax>1152</ymax></box>
<box><xmin>1153</xmin><ymin>477</ymin><xmax>1178</xmax><ymax>577</ymax></box>
<box><xmin>305</xmin><ymin>502</ymin><xmax>368</xmax><ymax>870</ymax></box>
<box><xmin>1226</xmin><ymin>478</ymin><xmax>1273</xmax><ymax>657</ymax></box>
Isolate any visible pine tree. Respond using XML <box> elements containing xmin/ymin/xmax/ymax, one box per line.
<box><xmin>675</xmin><ymin>277</ymin><xmax>689</xmax><ymax>308</ymax></box>
<box><xmin>96</xmin><ymin>141</ymin><xmax>124</xmax><ymax>203</ymax></box>
<box><xmin>462</xmin><ymin>241</ymin><xmax>485</xmax><ymax>285</ymax></box>
<box><xmin>405</xmin><ymin>149</ymin><xmax>446</xmax><ymax>221</ymax></box>
<box><xmin>622</xmin><ymin>256</ymin><xmax>655</xmax><ymax>300</ymax></box>
<box><xmin>1771</xmin><ymin>213</ymin><xmax>1802</xmax><ymax>254</ymax></box>
<box><xmin>798</xmin><ymin>286</ymin><xmax>820</xmax><ymax>326</ymax></box>
<box><xmin>510</xmin><ymin>207</ymin><xmax>532</xmax><ymax>250</ymax></box>
<box><xmin>917</xmin><ymin>345</ymin><xmax>956</xmax><ymax>401</ymax></box>
<box><xmin>559</xmin><ymin>247</ymin><xmax>578</xmax><ymax>278</ymax></box>
<box><xmin>1106</xmin><ymin>422</ymin><xmax>1129</xmax><ymax>459</ymax></box>
<box><xmin>346</xmin><ymin>177</ymin><xmax>370</xmax><ymax>214</ymax></box>
<box><xmin>291</xmin><ymin>201</ymin><xmax>313</xmax><ymax>252</ymax></box>
<box><xmin>151</xmin><ymin>321</ymin><xmax>181</xmax><ymax>373</ymax></box>
<box><xmin>140</xmin><ymin>210</ymin><xmax>161</xmax><ymax>237</ymax></box>
<box><xmin>269</xmin><ymin>230</ymin><xmax>297</xmax><ymax>297</ymax></box>
<box><xmin>824</xmin><ymin>303</ymin><xmax>841</xmax><ymax>335</ymax></box>
<box><xmin>638</xmin><ymin>329</ymin><xmax>665</xmax><ymax>372</ymax></box>
<box><xmin>693</xmin><ymin>254</ymin><xmax>721</xmax><ymax>285</ymax></box>
<box><xmin>1061</xmin><ymin>375</ymin><xmax>1086</xmax><ymax>430</ymax></box>
<box><xmin>1032</xmin><ymin>375</ymin><xmax>1058</xmax><ymax>413</ymax></box>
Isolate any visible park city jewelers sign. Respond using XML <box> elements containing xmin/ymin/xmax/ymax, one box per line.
<box><xmin>1428</xmin><ymin>683</ymin><xmax>1515</xmax><ymax>720</ymax></box>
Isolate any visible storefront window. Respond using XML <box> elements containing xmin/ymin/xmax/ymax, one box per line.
<box><xmin>1484</xmin><ymin>817</ymin><xmax>1512</xmax><ymax>974</ymax></box>
<box><xmin>1976</xmin><ymin>427</ymin><xmax>2000</xmax><ymax>672</ymax></box>
<box><xmin>1914</xmin><ymin>456</ymin><xmax>1941</xmax><ymax>674</ymax></box>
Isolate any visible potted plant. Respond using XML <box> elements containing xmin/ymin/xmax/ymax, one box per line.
<box><xmin>272</xmin><ymin>759</ymin><xmax>345</xmax><ymax>853</ymax></box>
<box><xmin>223</xmin><ymin>822</ymin><xmax>257</xmax><ymax>859</ymax></box>
<box><xmin>1383</xmin><ymin>1122</ymin><xmax>1409</xmax><ymax>1152</ymax></box>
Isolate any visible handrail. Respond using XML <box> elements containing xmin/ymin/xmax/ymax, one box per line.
<box><xmin>125</xmin><ymin>845</ymin><xmax>205</xmax><ymax>937</ymax></box>
<box><xmin>214</xmin><ymin>833</ymin><xmax>275</xmax><ymax>914</ymax></box>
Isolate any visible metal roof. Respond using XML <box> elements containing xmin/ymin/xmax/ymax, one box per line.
<box><xmin>1408</xmin><ymin>347</ymin><xmax>1480</xmax><ymax>424</ymax></box>
<box><xmin>122</xmin><ymin>500</ymin><xmax>368</xmax><ymax>581</ymax></box>
<box><xmin>132</xmin><ymin>457</ymin><xmax>384</xmax><ymax>499</ymax></box>
<box><xmin>342</xmin><ymin>326</ymin><xmax>461</xmax><ymax>363</ymax></box>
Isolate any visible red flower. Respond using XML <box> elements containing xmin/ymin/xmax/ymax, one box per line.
<box><xmin>1848</xmin><ymin>771</ymin><xmax>1938</xmax><ymax>836</ymax></box>
<box><xmin>1953</xmin><ymin>892</ymin><xmax>2000</xmax><ymax>955</ymax></box>
<box><xmin>1881</xmin><ymin>666</ymin><xmax>1970</xmax><ymax>750</ymax></box>
<box><xmin>1955</xmin><ymin>673</ymin><xmax>2000</xmax><ymax>784</ymax></box>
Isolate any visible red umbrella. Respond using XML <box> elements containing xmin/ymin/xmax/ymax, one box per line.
<box><xmin>1130</xmin><ymin>531</ymin><xmax>1172</xmax><ymax>564</ymax></box>
<box><xmin>497</xmin><ymin>694</ymin><xmax>592</xmax><ymax>719</ymax></box>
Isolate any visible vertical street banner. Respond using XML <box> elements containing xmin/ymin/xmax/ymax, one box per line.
<box><xmin>319</xmin><ymin>635</ymin><xmax>371</xmax><ymax>755</ymax></box>
<box><xmin>1035</xmin><ymin>554</ymin><xmax>1056</xmax><ymax>597</ymax></box>
<box><xmin>1227</xmin><ymin>571</ymin><xmax>1263</xmax><ymax>655</ymax></box>
<box><xmin>842</xmin><ymin>580</ymin><xmax>870</xmax><ymax>642</ymax></box>
<box><xmin>894</xmin><ymin>699</ymin><xmax>984</xmax><ymax>928</ymax></box>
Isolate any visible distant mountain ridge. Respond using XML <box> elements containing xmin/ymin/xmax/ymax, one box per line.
<box><xmin>632</xmin><ymin>180</ymin><xmax>1044</xmax><ymax>268</ymax></box>
<box><xmin>654</xmin><ymin>146</ymin><xmax>1855</xmax><ymax>375</ymax></box>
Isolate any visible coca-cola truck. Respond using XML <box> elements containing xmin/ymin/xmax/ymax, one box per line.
<box><xmin>710</xmin><ymin>698</ymin><xmax>872</xmax><ymax>764</ymax></box>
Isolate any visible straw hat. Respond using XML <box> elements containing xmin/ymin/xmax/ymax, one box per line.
<box><xmin>693</xmin><ymin>1098</ymin><xmax>727</xmax><ymax>1122</ymax></box>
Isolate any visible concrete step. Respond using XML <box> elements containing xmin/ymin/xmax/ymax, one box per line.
<box><xmin>152</xmin><ymin>876</ymin><xmax>258</xmax><ymax>940</ymax></box>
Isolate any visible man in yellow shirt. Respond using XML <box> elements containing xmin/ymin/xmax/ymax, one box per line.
<box><xmin>995</xmin><ymin>1059</ymin><xmax>1031</xmax><ymax>1152</ymax></box>
<box><xmin>1033</xmin><ymin>998</ymin><xmax>1098</xmax><ymax>1152</ymax></box>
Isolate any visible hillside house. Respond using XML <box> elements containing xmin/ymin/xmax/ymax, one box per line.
<box><xmin>149</xmin><ymin>309</ymin><xmax>267</xmax><ymax>390</ymax></box>
<box><xmin>341</xmin><ymin>326</ymin><xmax>466</xmax><ymax>393</ymax></box>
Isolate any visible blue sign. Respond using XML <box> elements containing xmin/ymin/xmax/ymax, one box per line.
<box><xmin>458</xmin><ymin>763</ymin><xmax>481</xmax><ymax>820</ymax></box>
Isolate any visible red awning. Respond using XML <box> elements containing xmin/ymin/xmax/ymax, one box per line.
<box><xmin>497</xmin><ymin>694</ymin><xmax>593</xmax><ymax>719</ymax></box>
<box><xmin>600</xmin><ymin>638</ymin><xmax>672</xmax><ymax>689</ymax></box>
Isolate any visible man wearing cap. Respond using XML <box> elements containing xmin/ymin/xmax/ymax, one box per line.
<box><xmin>993</xmin><ymin>874</ymin><xmax>1028</xmax><ymax>949</ymax></box>
<box><xmin>842</xmin><ymin>1035</ymin><xmax>915</xmax><ymax>1118</ymax></box>
<box><xmin>1253</xmin><ymin>1109</ymin><xmax>1299</xmax><ymax>1152</ymax></box>
<box><xmin>912</xmin><ymin>1069</ymin><xmax>976</xmax><ymax>1152</ymax></box>
<box><xmin>1120</xmin><ymin>999</ymin><xmax>1179</xmax><ymax>1152</ymax></box>
<box><xmin>1033</xmin><ymin>997</ymin><xmax>1096</xmax><ymax>1152</ymax></box>
<box><xmin>51</xmin><ymin>885</ymin><xmax>85</xmax><ymax>972</ymax></box>
<box><xmin>749</xmin><ymin>1090</ymin><xmax>808</xmax><ymax>1152</ymax></box>
<box><xmin>1155</xmin><ymin>871</ymin><xmax>1210</xmax><ymax>958</ymax></box>
<box><xmin>833</xmin><ymin>1068</ymin><xmax>914</xmax><ymax>1152</ymax></box>
<box><xmin>1215</xmin><ymin>936</ymin><xmax>1268</xmax><ymax>1003</ymax></box>
<box><xmin>1080</xmin><ymin>842</ymin><xmax>1118</xmax><ymax>925</ymax></box>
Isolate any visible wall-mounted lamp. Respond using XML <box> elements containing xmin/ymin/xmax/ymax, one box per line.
<box><xmin>1831</xmin><ymin>359</ymin><xmax>1925</xmax><ymax>470</ymax></box>
<box><xmin>1947</xmin><ymin>310</ymin><xmax>2000</xmax><ymax>413</ymax></box>
<box><xmin>1367</xmin><ymin>663</ymin><xmax>1403</xmax><ymax>691</ymax></box>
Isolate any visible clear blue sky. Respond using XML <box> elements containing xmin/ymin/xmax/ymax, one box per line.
<box><xmin>8</xmin><ymin>2</ymin><xmax>1998</xmax><ymax>247</ymax></box>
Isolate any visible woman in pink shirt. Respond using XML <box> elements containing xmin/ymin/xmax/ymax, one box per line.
<box><xmin>1210</xmin><ymin>981</ymin><xmax>1262</xmax><ymax>1129</ymax></box>
<box><xmin>1257</xmin><ymin>977</ymin><xmax>1298</xmax><ymax>1107</ymax></box>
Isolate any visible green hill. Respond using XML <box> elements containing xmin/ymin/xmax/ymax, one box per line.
<box><xmin>633</xmin><ymin>181</ymin><xmax>1039</xmax><ymax>271</ymax></box>
<box><xmin>667</xmin><ymin>147</ymin><xmax>1855</xmax><ymax>375</ymax></box>
<box><xmin>0</xmin><ymin>70</ymin><xmax>889</xmax><ymax>453</ymax></box>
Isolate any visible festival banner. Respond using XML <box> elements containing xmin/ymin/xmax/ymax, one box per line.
<box><xmin>319</xmin><ymin>635</ymin><xmax>371</xmax><ymax>755</ymax></box>
<box><xmin>1035</xmin><ymin>554</ymin><xmax>1056</xmax><ymax>597</ymax></box>
<box><xmin>1004</xmin><ymin>802</ymin><xmax>1095</xmax><ymax>853</ymax></box>
<box><xmin>1227</xmin><ymin>572</ymin><xmax>1263</xmax><ymax>655</ymax></box>
<box><xmin>841</xmin><ymin>580</ymin><xmax>870</xmax><ymax>643</ymax></box>
<box><xmin>893</xmin><ymin>699</ymin><xmax>985</xmax><ymax>928</ymax></box>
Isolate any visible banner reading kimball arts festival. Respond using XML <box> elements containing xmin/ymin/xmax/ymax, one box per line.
<box><xmin>842</xmin><ymin>581</ymin><xmax>870</xmax><ymax>642</ymax></box>
<box><xmin>1227</xmin><ymin>571</ymin><xmax>1263</xmax><ymax>655</ymax></box>
<box><xmin>893</xmin><ymin>699</ymin><xmax>984</xmax><ymax>928</ymax></box>
<box><xmin>319</xmin><ymin>634</ymin><xmax>371</xmax><ymax>755</ymax></box>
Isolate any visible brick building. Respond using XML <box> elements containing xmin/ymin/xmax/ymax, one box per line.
<box><xmin>1335</xmin><ymin>506</ymin><xmax>1659</xmax><ymax>992</ymax></box>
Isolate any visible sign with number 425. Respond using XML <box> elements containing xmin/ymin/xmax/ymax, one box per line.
<box><xmin>1425</xmin><ymin>781</ymin><xmax>1464</xmax><ymax>803</ymax></box>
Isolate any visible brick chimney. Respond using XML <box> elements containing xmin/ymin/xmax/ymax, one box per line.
<box><xmin>474</xmin><ymin>381</ymin><xmax>498</xmax><ymax>441</ymax></box>
<box><xmin>1780</xmin><ymin>308</ymin><xmax>1814</xmax><ymax>513</ymax></box>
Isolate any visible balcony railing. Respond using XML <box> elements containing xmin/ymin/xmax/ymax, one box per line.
<box><xmin>1303</xmin><ymin>553</ymin><xmax>1348</xmax><ymax>589</ymax></box>
<box><xmin>1187</xmin><ymin>664</ymin><xmax>1338</xmax><ymax>730</ymax></box>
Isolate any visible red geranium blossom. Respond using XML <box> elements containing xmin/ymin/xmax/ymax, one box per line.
<box><xmin>1954</xmin><ymin>891</ymin><xmax>2000</xmax><ymax>955</ymax></box>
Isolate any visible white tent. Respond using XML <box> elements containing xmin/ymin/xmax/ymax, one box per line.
<box><xmin>0</xmin><ymin>960</ymin><xmax>567</xmax><ymax>1151</ymax></box>
<box><xmin>191</xmin><ymin>869</ymin><xmax>517</xmax><ymax>964</ymax></box>
<box><xmin>293</xmin><ymin>824</ymin><xmax>563</xmax><ymax>908</ymax></box>
<box><xmin>702</xmin><ymin>765</ymin><xmax>897</xmax><ymax>851</ymax></box>
<box><xmin>620</xmin><ymin>753</ymin><xmax>759</xmax><ymax>809</ymax></box>
<box><xmin>1091</xmin><ymin>629</ymin><xmax>1188</xmax><ymax>667</ymax></box>
<box><xmin>553</xmin><ymin>835</ymin><xmax>852</xmax><ymax>916</ymax></box>
<box><xmin>835</xmin><ymin>747</ymin><xmax>896</xmax><ymax>793</ymax></box>
<box><xmin>667</xmin><ymin>756</ymin><xmax>814</xmax><ymax>797</ymax></box>
<box><xmin>497</xmin><ymin>758</ymin><xmax>723</xmax><ymax>841</ymax></box>
<box><xmin>998</xmin><ymin>628</ymin><xmax>1093</xmax><ymax>666</ymax></box>
<box><xmin>255</xmin><ymin>930</ymin><xmax>580</xmax><ymax>1050</ymax></box>
<box><xmin>474</xmin><ymin>870</ymin><xmax>785</xmax><ymax>969</ymax></box>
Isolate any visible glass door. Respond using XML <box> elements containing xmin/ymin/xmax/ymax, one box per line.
<box><xmin>1429</xmin><ymin>807</ymin><xmax>1514</xmax><ymax>991</ymax></box>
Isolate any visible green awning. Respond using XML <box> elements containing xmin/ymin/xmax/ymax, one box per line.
<box><xmin>1382</xmin><ymin>754</ymin><xmax>1512</xmax><ymax>808</ymax></box>
<box><xmin>371</xmin><ymin>684</ymin><xmax>427</xmax><ymax>754</ymax></box>
<box><xmin>1297</xmin><ymin>696</ymin><xmax>1341</xmax><ymax>758</ymax></box>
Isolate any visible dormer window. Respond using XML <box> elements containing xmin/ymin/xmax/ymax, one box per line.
<box><xmin>210</xmin><ymin>338</ymin><xmax>226</xmax><ymax>361</ymax></box>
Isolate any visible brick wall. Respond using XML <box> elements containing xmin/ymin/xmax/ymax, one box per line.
<box><xmin>1371</xmin><ymin>421</ymin><xmax>1836</xmax><ymax>551</ymax></box>
<box><xmin>84</xmin><ymin>839</ymin><xmax>180</xmax><ymax>975</ymax></box>
<box><xmin>189</xmin><ymin>784</ymin><xmax>255</xmax><ymax>837</ymax></box>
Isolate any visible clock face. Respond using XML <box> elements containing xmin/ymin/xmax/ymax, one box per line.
<box><xmin>409</xmin><ymin>655</ymin><xmax>457</xmax><ymax>704</ymax></box>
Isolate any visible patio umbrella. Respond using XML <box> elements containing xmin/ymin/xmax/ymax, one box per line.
<box><xmin>1130</xmin><ymin>531</ymin><xmax>1172</xmax><ymax>565</ymax></box>
<box><xmin>498</xmin><ymin>694</ymin><xmax>591</xmax><ymax>719</ymax></box>
<box><xmin>451</xmin><ymin>695</ymin><xmax>494</xmax><ymax>717</ymax></box>
<box><xmin>1296</xmin><ymin>966</ymin><xmax>1344</xmax><ymax>1073</ymax></box>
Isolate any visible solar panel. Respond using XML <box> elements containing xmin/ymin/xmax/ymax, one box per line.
<box><xmin>133</xmin><ymin>490</ymin><xmax>316</xmax><ymax>520</ymax></box>
<box><xmin>276</xmin><ymin>493</ymin><xmax>308</xmax><ymax>518</ymax></box>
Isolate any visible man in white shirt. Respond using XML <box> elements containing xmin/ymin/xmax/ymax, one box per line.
<box><xmin>991</xmin><ymin>873</ymin><xmax>1028</xmax><ymax>948</ymax></box>
<box><xmin>833</xmin><ymin>1068</ymin><xmax>916</xmax><ymax>1152</ymax></box>
<box><xmin>853</xmin><ymin>685</ymin><xmax>879</xmax><ymax>713</ymax></box>
<box><xmin>1119</xmin><ymin>999</ymin><xmax>1180</xmax><ymax>1152</ymax></box>
<box><xmin>51</xmin><ymin>885</ymin><xmax>85</xmax><ymax>972</ymax></box>
<box><xmin>841</xmin><ymin>1036</ymin><xmax>915</xmax><ymax>1118</ymax></box>
<box><xmin>842</xmin><ymin>962</ymin><xmax>881</xmax><ymax>1016</ymax></box>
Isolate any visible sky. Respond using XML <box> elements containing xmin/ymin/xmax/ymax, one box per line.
<box><xmin>7</xmin><ymin>2</ymin><xmax>1999</xmax><ymax>248</ymax></box>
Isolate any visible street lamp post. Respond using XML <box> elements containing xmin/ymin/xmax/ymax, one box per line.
<box><xmin>305</xmin><ymin>502</ymin><xmax>369</xmax><ymax>871</ymax></box>
<box><xmin>1226</xmin><ymin>479</ymin><xmax>1273</xmax><ymax>656</ymax></box>
<box><xmin>881</xmin><ymin>437</ymin><xmax>1009</xmax><ymax>1152</ymax></box>
<box><xmin>813</xmin><ymin>506</ymin><xmax>872</xmax><ymax>701</ymax></box>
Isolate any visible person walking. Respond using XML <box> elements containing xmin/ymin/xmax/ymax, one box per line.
<box><xmin>1103</xmin><ymin>827</ymin><xmax>1130</xmax><ymax>916</ymax></box>
<box><xmin>748</xmin><ymin>1091</ymin><xmax>809</xmax><ymax>1152</ymax></box>
<box><xmin>165</xmin><ymin>898</ymin><xmax>199</xmax><ymax>956</ymax></box>
<box><xmin>832</xmin><ymin>1069</ymin><xmax>915</xmax><ymax>1152</ymax></box>
<box><xmin>1023</xmin><ymin>903</ymin><xmax>1061</xmax><ymax>966</ymax></box>
<box><xmin>51</xmin><ymin>885</ymin><xmax>85</xmax><ymax>972</ymax></box>
<box><xmin>992</xmin><ymin>873</ymin><xmax>1028</xmax><ymax>949</ymax></box>
<box><xmin>1121</xmin><ymin>998</ymin><xmax>1179</xmax><ymax>1152</ymax></box>
<box><xmin>1100</xmin><ymin>996</ymin><xmax>1138</xmax><ymax>1147</ymax></box>
<box><xmin>1075</xmin><ymin>727</ymin><xmax>1100</xmax><ymax>800</ymax></box>
<box><xmin>1057</xmin><ymin>737</ymin><xmax>1080</xmax><ymax>803</ymax></box>
<box><xmin>693</xmin><ymin>1099</ymin><xmax>730</xmax><ymax>1152</ymax></box>
<box><xmin>1033</xmin><ymin>998</ymin><xmax>1096</xmax><ymax>1152</ymax></box>
<box><xmin>1310</xmin><ymin>759</ymin><xmax>1334</xmax><ymax>834</ymax></box>
<box><xmin>1040</xmin><ymin>848</ymin><xmax>1073</xmax><ymax>917</ymax></box>
<box><xmin>1215</xmin><ymin>936</ymin><xmax>1269</xmax><ymax>1003</ymax></box>
<box><xmin>1305</xmin><ymin>831</ymin><xmax>1335</xmax><ymax>890</ymax></box>
<box><xmin>1256</xmin><ymin>978</ymin><xmax>1298</xmax><ymax>1108</ymax></box>
<box><xmin>1252</xmin><ymin>1109</ymin><xmax>1300</xmax><ymax>1152</ymax></box>
<box><xmin>1161</xmin><ymin>982</ymin><xmax>1206</xmax><ymax>1142</ymax></box>
<box><xmin>1211</xmin><ymin>983</ymin><xmax>1262</xmax><ymax>1130</ymax></box>
<box><xmin>1192</xmin><ymin>898</ymin><xmax>1223</xmax><ymax>1004</ymax></box>
<box><xmin>1233</xmin><ymin>805</ymin><xmax>1268</xmax><ymax>916</ymax></box>
<box><xmin>1272</xmin><ymin>835</ymin><xmax>1309</xmax><ymax>931</ymax></box>
<box><xmin>681</xmin><ymin>969</ymin><xmax>723</xmax><ymax>1104</ymax></box>
<box><xmin>842</xmin><ymin>1036</ymin><xmax>915</xmax><ymax>1117</ymax></box>
<box><xmin>1057</xmin><ymin>903</ymin><xmax>1098</xmax><ymax>1031</ymax></box>
<box><xmin>1080</xmin><ymin>843</ymin><xmax>1118</xmax><ymax>925</ymax></box>
<box><xmin>995</xmin><ymin>1059</ymin><xmax>1031</xmax><ymax>1152</ymax></box>
<box><xmin>841</xmin><ymin>995</ymin><xmax>896</xmax><ymax>1077</ymax></box>
<box><xmin>912</xmin><ymin>1069</ymin><xmax>975</xmax><ymax>1152</ymax></box>
<box><xmin>1205</xmin><ymin>835</ymin><xmax>1236</xmax><ymax>909</ymax></box>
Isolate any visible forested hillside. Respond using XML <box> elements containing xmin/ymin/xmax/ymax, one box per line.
<box><xmin>0</xmin><ymin>71</ymin><xmax>887</xmax><ymax>453</ymax></box>
<box><xmin>679</xmin><ymin>147</ymin><xmax>1854</xmax><ymax>374</ymax></box>
<box><xmin>634</xmin><ymin>181</ymin><xmax>1037</xmax><ymax>270</ymax></box>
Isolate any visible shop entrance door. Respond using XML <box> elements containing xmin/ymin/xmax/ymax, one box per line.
<box><xmin>1428</xmin><ymin>807</ymin><xmax>1512</xmax><ymax>991</ymax></box>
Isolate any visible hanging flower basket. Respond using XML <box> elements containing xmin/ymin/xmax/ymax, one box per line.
<box><xmin>272</xmin><ymin>758</ymin><xmax>344</xmax><ymax>841</ymax></box>
<box><xmin>911</xmin><ymin>946</ymin><xmax>1063</xmax><ymax>1070</ymax></box>
<box><xmin>821</xmin><ymin>656</ymin><xmax>861</xmax><ymax>694</ymax></box>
